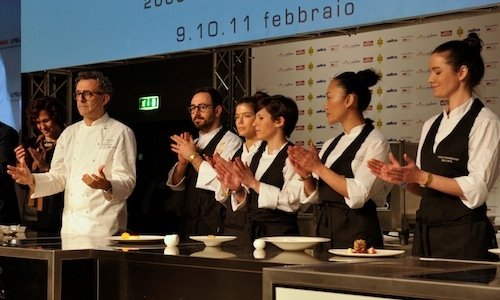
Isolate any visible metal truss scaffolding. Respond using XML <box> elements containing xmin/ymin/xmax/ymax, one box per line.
<box><xmin>213</xmin><ymin>48</ymin><xmax>250</xmax><ymax>130</ymax></box>
<box><xmin>28</xmin><ymin>70</ymin><xmax>73</xmax><ymax>124</ymax></box>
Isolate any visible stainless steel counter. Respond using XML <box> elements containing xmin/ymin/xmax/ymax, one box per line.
<box><xmin>1</xmin><ymin>232</ymin><xmax>499</xmax><ymax>300</ymax></box>
<box><xmin>263</xmin><ymin>257</ymin><xmax>500</xmax><ymax>300</ymax></box>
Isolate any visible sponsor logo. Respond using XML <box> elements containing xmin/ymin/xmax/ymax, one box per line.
<box><xmin>316</xmin><ymin>109</ymin><xmax>326</xmax><ymax>113</ymax></box>
<box><xmin>484</xmin><ymin>79</ymin><xmax>498</xmax><ymax>86</ymax></box>
<box><xmin>316</xmin><ymin>125</ymin><xmax>326</xmax><ymax>129</ymax></box>
<box><xmin>401</xmin><ymin>86</ymin><xmax>412</xmax><ymax>93</ymax></box>
<box><xmin>278</xmin><ymin>51</ymin><xmax>294</xmax><ymax>57</ymax></box>
<box><xmin>386</xmin><ymin>38</ymin><xmax>398</xmax><ymax>43</ymax></box>
<box><xmin>316</xmin><ymin>63</ymin><xmax>327</xmax><ymax>68</ymax></box>
<box><xmin>401</xmin><ymin>103</ymin><xmax>412</xmax><ymax>109</ymax></box>
<box><xmin>329</xmin><ymin>45</ymin><xmax>340</xmax><ymax>51</ymax></box>
<box><xmin>441</xmin><ymin>30</ymin><xmax>452</xmax><ymax>37</ymax></box>
<box><xmin>296</xmin><ymin>80</ymin><xmax>305</xmax><ymax>86</ymax></box>
<box><xmin>278</xmin><ymin>66</ymin><xmax>294</xmax><ymax>72</ymax></box>
<box><xmin>296</xmin><ymin>95</ymin><xmax>305</xmax><ymax>101</ymax></box>
<box><xmin>485</xmin><ymin>24</ymin><xmax>498</xmax><ymax>32</ymax></box>
<box><xmin>316</xmin><ymin>79</ymin><xmax>327</xmax><ymax>84</ymax></box>
<box><xmin>296</xmin><ymin>49</ymin><xmax>306</xmax><ymax>55</ymax></box>
<box><xmin>386</xmin><ymin>104</ymin><xmax>398</xmax><ymax>108</ymax></box>
<box><xmin>386</xmin><ymin>72</ymin><xmax>397</xmax><ymax>77</ymax></box>
<box><xmin>363</xmin><ymin>41</ymin><xmax>374</xmax><ymax>47</ymax></box>
<box><xmin>401</xmin><ymin>52</ymin><xmax>412</xmax><ymax>59</ymax></box>
<box><xmin>278</xmin><ymin>82</ymin><xmax>294</xmax><ymax>87</ymax></box>
<box><xmin>386</xmin><ymin>88</ymin><xmax>398</xmax><ymax>93</ymax></box>
<box><xmin>485</xmin><ymin>61</ymin><xmax>498</xmax><ymax>69</ymax></box>
<box><xmin>386</xmin><ymin>121</ymin><xmax>398</xmax><ymax>125</ymax></box>
<box><xmin>295</xmin><ymin>125</ymin><xmax>305</xmax><ymax>130</ymax></box>
<box><xmin>417</xmin><ymin>33</ymin><xmax>437</xmax><ymax>39</ymax></box>
<box><xmin>342</xmin><ymin>43</ymin><xmax>361</xmax><ymax>49</ymax></box>
<box><xmin>363</xmin><ymin>57</ymin><xmax>374</xmax><ymax>63</ymax></box>
<box><xmin>298</xmin><ymin>110</ymin><xmax>305</xmax><ymax>115</ymax></box>
<box><xmin>401</xmin><ymin>70</ymin><xmax>413</xmax><ymax>76</ymax></box>
<box><xmin>401</xmin><ymin>35</ymin><xmax>413</xmax><ymax>43</ymax></box>
<box><xmin>386</xmin><ymin>55</ymin><xmax>398</xmax><ymax>60</ymax></box>
<box><xmin>316</xmin><ymin>95</ymin><xmax>326</xmax><ymax>99</ymax></box>
<box><xmin>316</xmin><ymin>47</ymin><xmax>327</xmax><ymax>52</ymax></box>
<box><xmin>485</xmin><ymin>43</ymin><xmax>497</xmax><ymax>51</ymax></box>
<box><xmin>296</xmin><ymin>65</ymin><xmax>305</xmax><ymax>71</ymax></box>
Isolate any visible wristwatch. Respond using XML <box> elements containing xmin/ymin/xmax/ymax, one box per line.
<box><xmin>188</xmin><ymin>153</ymin><xmax>200</xmax><ymax>163</ymax></box>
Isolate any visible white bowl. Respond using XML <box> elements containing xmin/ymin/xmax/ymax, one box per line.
<box><xmin>189</xmin><ymin>235</ymin><xmax>237</xmax><ymax>247</ymax></box>
<box><xmin>263</xmin><ymin>236</ymin><xmax>330</xmax><ymax>251</ymax></box>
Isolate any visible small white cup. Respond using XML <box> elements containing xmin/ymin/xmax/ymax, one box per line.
<box><xmin>253</xmin><ymin>238</ymin><xmax>266</xmax><ymax>250</ymax></box>
<box><xmin>253</xmin><ymin>249</ymin><xmax>266</xmax><ymax>259</ymax></box>
<box><xmin>164</xmin><ymin>247</ymin><xmax>179</xmax><ymax>256</ymax></box>
<box><xmin>164</xmin><ymin>234</ymin><xmax>179</xmax><ymax>247</ymax></box>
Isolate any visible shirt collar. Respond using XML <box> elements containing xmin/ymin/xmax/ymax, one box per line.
<box><xmin>443</xmin><ymin>97</ymin><xmax>474</xmax><ymax>119</ymax></box>
<box><xmin>82</xmin><ymin>113</ymin><xmax>110</xmax><ymax>127</ymax></box>
<box><xmin>344</xmin><ymin>123</ymin><xmax>365</xmax><ymax>136</ymax></box>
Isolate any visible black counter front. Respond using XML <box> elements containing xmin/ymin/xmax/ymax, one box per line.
<box><xmin>1</xmin><ymin>233</ymin><xmax>499</xmax><ymax>300</ymax></box>
<box><xmin>0</xmin><ymin>233</ymin><xmax>332</xmax><ymax>300</ymax></box>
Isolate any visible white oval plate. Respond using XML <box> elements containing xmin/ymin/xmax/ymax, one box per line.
<box><xmin>189</xmin><ymin>235</ymin><xmax>237</xmax><ymax>247</ymax></box>
<box><xmin>263</xmin><ymin>236</ymin><xmax>330</xmax><ymax>251</ymax></box>
<box><xmin>108</xmin><ymin>235</ymin><xmax>165</xmax><ymax>243</ymax></box>
<box><xmin>329</xmin><ymin>248</ymin><xmax>405</xmax><ymax>257</ymax></box>
<box><xmin>488</xmin><ymin>248</ymin><xmax>500</xmax><ymax>255</ymax></box>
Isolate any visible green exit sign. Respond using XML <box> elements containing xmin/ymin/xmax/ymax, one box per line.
<box><xmin>139</xmin><ymin>95</ymin><xmax>160</xmax><ymax>111</ymax></box>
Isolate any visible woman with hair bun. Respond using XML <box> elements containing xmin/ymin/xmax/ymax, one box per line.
<box><xmin>368</xmin><ymin>33</ymin><xmax>500</xmax><ymax>260</ymax></box>
<box><xmin>288</xmin><ymin>68</ymin><xmax>390</xmax><ymax>249</ymax></box>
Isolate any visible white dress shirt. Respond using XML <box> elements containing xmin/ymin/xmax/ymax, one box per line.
<box><xmin>416</xmin><ymin>98</ymin><xmax>500</xmax><ymax>209</ymax></box>
<box><xmin>302</xmin><ymin>123</ymin><xmax>391</xmax><ymax>208</ymax></box>
<box><xmin>31</xmin><ymin>114</ymin><xmax>137</xmax><ymax>236</ymax></box>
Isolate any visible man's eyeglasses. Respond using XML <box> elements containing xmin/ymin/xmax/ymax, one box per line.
<box><xmin>74</xmin><ymin>90</ymin><xmax>104</xmax><ymax>101</ymax></box>
<box><xmin>187</xmin><ymin>104</ymin><xmax>213</xmax><ymax>114</ymax></box>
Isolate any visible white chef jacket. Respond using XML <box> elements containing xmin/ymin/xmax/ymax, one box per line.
<box><xmin>416</xmin><ymin>98</ymin><xmax>500</xmax><ymax>209</ymax></box>
<box><xmin>233</xmin><ymin>142</ymin><xmax>303</xmax><ymax>213</ymax></box>
<box><xmin>31</xmin><ymin>114</ymin><xmax>137</xmax><ymax>236</ymax></box>
<box><xmin>302</xmin><ymin>123</ymin><xmax>391</xmax><ymax>208</ymax></box>
<box><xmin>166</xmin><ymin>127</ymin><xmax>242</xmax><ymax>191</ymax></box>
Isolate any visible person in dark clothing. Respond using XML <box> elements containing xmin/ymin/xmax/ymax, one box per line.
<box><xmin>211</xmin><ymin>93</ymin><xmax>268</xmax><ymax>245</ymax></box>
<box><xmin>167</xmin><ymin>87</ymin><xmax>241</xmax><ymax>239</ymax></box>
<box><xmin>288</xmin><ymin>69</ymin><xmax>390</xmax><ymax>249</ymax></box>
<box><xmin>0</xmin><ymin>121</ymin><xmax>21</xmax><ymax>224</ymax></box>
<box><xmin>368</xmin><ymin>33</ymin><xmax>499</xmax><ymax>261</ymax></box>
<box><xmin>14</xmin><ymin>96</ymin><xmax>66</xmax><ymax>232</ymax></box>
<box><xmin>216</xmin><ymin>95</ymin><xmax>302</xmax><ymax>242</ymax></box>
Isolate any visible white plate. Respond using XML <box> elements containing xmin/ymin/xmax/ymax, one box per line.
<box><xmin>488</xmin><ymin>248</ymin><xmax>500</xmax><ymax>255</ymax></box>
<box><xmin>108</xmin><ymin>235</ymin><xmax>165</xmax><ymax>243</ymax></box>
<box><xmin>190</xmin><ymin>247</ymin><xmax>236</xmax><ymax>259</ymax></box>
<box><xmin>263</xmin><ymin>236</ymin><xmax>330</xmax><ymax>251</ymax></box>
<box><xmin>329</xmin><ymin>248</ymin><xmax>405</xmax><ymax>257</ymax></box>
<box><xmin>189</xmin><ymin>235</ymin><xmax>237</xmax><ymax>247</ymax></box>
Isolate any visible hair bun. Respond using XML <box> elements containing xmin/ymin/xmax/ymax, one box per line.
<box><xmin>464</xmin><ymin>32</ymin><xmax>483</xmax><ymax>53</ymax></box>
<box><xmin>356</xmin><ymin>69</ymin><xmax>381</xmax><ymax>88</ymax></box>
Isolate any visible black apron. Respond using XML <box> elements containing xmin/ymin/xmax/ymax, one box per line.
<box><xmin>316</xmin><ymin>121</ymin><xmax>384</xmax><ymax>249</ymax></box>
<box><xmin>182</xmin><ymin>128</ymin><xmax>228</xmax><ymax>238</ymax></box>
<box><xmin>246</xmin><ymin>142</ymin><xmax>298</xmax><ymax>242</ymax></box>
<box><xmin>415</xmin><ymin>99</ymin><xmax>498</xmax><ymax>260</ymax></box>
<box><xmin>222</xmin><ymin>141</ymin><xmax>266</xmax><ymax>245</ymax></box>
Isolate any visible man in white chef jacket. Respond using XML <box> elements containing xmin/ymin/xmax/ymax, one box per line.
<box><xmin>8</xmin><ymin>71</ymin><xmax>136</xmax><ymax>236</ymax></box>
